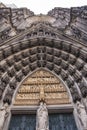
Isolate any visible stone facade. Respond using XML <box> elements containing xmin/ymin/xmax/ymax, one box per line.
<box><xmin>0</xmin><ymin>3</ymin><xmax>87</xmax><ymax>130</ymax></box>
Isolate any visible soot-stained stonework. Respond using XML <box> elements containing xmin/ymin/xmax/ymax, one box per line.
<box><xmin>0</xmin><ymin>4</ymin><xmax>87</xmax><ymax>107</ymax></box>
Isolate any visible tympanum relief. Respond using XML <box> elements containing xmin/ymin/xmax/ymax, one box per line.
<box><xmin>14</xmin><ymin>70</ymin><xmax>70</xmax><ymax>106</ymax></box>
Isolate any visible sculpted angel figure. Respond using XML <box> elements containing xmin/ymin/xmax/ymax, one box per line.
<box><xmin>36</xmin><ymin>102</ymin><xmax>49</xmax><ymax>130</ymax></box>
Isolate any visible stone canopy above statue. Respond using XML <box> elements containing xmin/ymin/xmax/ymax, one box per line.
<box><xmin>14</xmin><ymin>70</ymin><xmax>71</xmax><ymax>106</ymax></box>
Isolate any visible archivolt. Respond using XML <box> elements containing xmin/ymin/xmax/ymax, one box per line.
<box><xmin>0</xmin><ymin>38</ymin><xmax>87</xmax><ymax>105</ymax></box>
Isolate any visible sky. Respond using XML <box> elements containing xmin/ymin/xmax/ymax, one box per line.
<box><xmin>0</xmin><ymin>0</ymin><xmax>87</xmax><ymax>14</ymax></box>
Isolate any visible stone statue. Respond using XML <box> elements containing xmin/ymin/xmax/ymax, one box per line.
<box><xmin>76</xmin><ymin>101</ymin><xmax>87</xmax><ymax>129</ymax></box>
<box><xmin>0</xmin><ymin>103</ymin><xmax>9</xmax><ymax>130</ymax></box>
<box><xmin>84</xmin><ymin>97</ymin><xmax>87</xmax><ymax>109</ymax></box>
<box><xmin>36</xmin><ymin>102</ymin><xmax>49</xmax><ymax>130</ymax></box>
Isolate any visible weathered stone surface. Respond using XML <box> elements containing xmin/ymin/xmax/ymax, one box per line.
<box><xmin>3</xmin><ymin>88</ymin><xmax>14</xmax><ymax>104</ymax></box>
<box><xmin>70</xmin><ymin>87</ymin><xmax>81</xmax><ymax>103</ymax></box>
<box><xmin>22</xmin><ymin>66</ymin><xmax>30</xmax><ymax>76</ymax></box>
<box><xmin>15</xmin><ymin>71</ymin><xmax>23</xmax><ymax>82</ymax></box>
<box><xmin>0</xmin><ymin>5</ymin><xmax>87</xmax><ymax>108</ymax></box>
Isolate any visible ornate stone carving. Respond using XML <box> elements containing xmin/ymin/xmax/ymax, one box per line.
<box><xmin>61</xmin><ymin>70</ymin><xmax>68</xmax><ymax>81</ymax></box>
<box><xmin>73</xmin><ymin>72</ymin><xmax>82</xmax><ymax>83</ymax></box>
<box><xmin>54</xmin><ymin>57</ymin><xmax>62</xmax><ymax>66</ymax></box>
<box><xmin>14</xmin><ymin>62</ymin><xmax>22</xmax><ymax>71</ymax></box>
<box><xmin>0</xmin><ymin>103</ymin><xmax>9</xmax><ymax>130</ymax></box>
<box><xmin>75</xmin><ymin>59</ymin><xmax>84</xmax><ymax>71</ymax></box>
<box><xmin>54</xmin><ymin>41</ymin><xmax>62</xmax><ymax>49</ymax></box>
<box><xmin>29</xmin><ymin>47</ymin><xmax>37</xmax><ymax>55</ymax></box>
<box><xmin>82</xmin><ymin>65</ymin><xmax>87</xmax><ymax>78</ymax></box>
<box><xmin>0</xmin><ymin>61</ymin><xmax>8</xmax><ymax>73</ymax></box>
<box><xmin>54</xmin><ymin>49</ymin><xmax>61</xmax><ymax>57</ymax></box>
<box><xmin>22</xmin><ymin>66</ymin><xmax>30</xmax><ymax>76</ymax></box>
<box><xmin>14</xmin><ymin>54</ymin><xmax>22</xmax><ymax>62</ymax></box>
<box><xmin>66</xmin><ymin>77</ymin><xmax>74</xmax><ymax>88</ymax></box>
<box><xmin>81</xmin><ymin>8</ymin><xmax>87</xmax><ymax>19</ymax></box>
<box><xmin>53</xmin><ymin>65</ymin><xmax>61</xmax><ymax>75</ymax></box>
<box><xmin>62</xmin><ymin>42</ymin><xmax>71</xmax><ymax>53</ymax></box>
<box><xmin>0</xmin><ymin>51</ymin><xmax>3</xmax><ymax>61</ymax></box>
<box><xmin>12</xmin><ymin>44</ymin><xmax>20</xmax><ymax>53</ymax></box>
<box><xmin>21</xmin><ymin>58</ymin><xmax>29</xmax><ymax>67</ymax></box>
<box><xmin>80</xmin><ymin>50</ymin><xmax>87</xmax><ymax>62</ymax></box>
<box><xmin>36</xmin><ymin>102</ymin><xmax>49</xmax><ymax>130</ymax></box>
<box><xmin>71</xmin><ymin>26</ymin><xmax>81</xmax><ymax>39</ymax></box>
<box><xmin>46</xmin><ymin>47</ymin><xmax>53</xmax><ymax>55</ymax></box>
<box><xmin>1</xmin><ymin>74</ymin><xmax>10</xmax><ymax>84</ymax></box>
<box><xmin>79</xmin><ymin>81</ymin><xmax>87</xmax><ymax>98</ymax></box>
<box><xmin>46</xmin><ymin>63</ymin><xmax>54</xmax><ymax>71</ymax></box>
<box><xmin>6</xmin><ymin>57</ymin><xmax>15</xmax><ymax>67</ymax></box>
<box><xmin>68</xmin><ymin>65</ymin><xmax>76</xmax><ymax>75</ymax></box>
<box><xmin>0</xmin><ymin>81</ymin><xmax>6</xmax><ymax>90</ymax></box>
<box><xmin>48</xmin><ymin>8</ymin><xmax>70</xmax><ymax>29</ymax></box>
<box><xmin>61</xmin><ymin>61</ymin><xmax>69</xmax><ymax>70</ymax></box>
<box><xmin>21</xmin><ymin>50</ymin><xmax>29</xmax><ymax>58</ymax></box>
<box><xmin>7</xmin><ymin>67</ymin><xmax>16</xmax><ymax>77</ymax></box>
<box><xmin>9</xmin><ymin>79</ymin><xmax>17</xmax><ymax>89</ymax></box>
<box><xmin>20</xmin><ymin>41</ymin><xmax>29</xmax><ymax>50</ymax></box>
<box><xmin>15</xmin><ymin>71</ymin><xmax>23</xmax><ymax>82</ymax></box>
<box><xmin>71</xmin><ymin>45</ymin><xmax>80</xmax><ymax>57</ymax></box>
<box><xmin>46</xmin><ymin>55</ymin><xmax>54</xmax><ymax>62</ymax></box>
<box><xmin>68</xmin><ymin>55</ymin><xmax>76</xmax><ymax>65</ymax></box>
<box><xmin>76</xmin><ymin>101</ymin><xmax>87</xmax><ymax>129</ymax></box>
<box><xmin>81</xmin><ymin>87</ymin><xmax>87</xmax><ymax>98</ymax></box>
<box><xmin>84</xmin><ymin>97</ymin><xmax>87</xmax><ymax>108</ymax></box>
<box><xmin>14</xmin><ymin>70</ymin><xmax>70</xmax><ymax>105</ymax></box>
<box><xmin>3</xmin><ymin>88</ymin><xmax>14</xmax><ymax>104</ymax></box>
<box><xmin>0</xmin><ymin>5</ymin><xmax>87</xmax><ymax>111</ymax></box>
<box><xmin>3</xmin><ymin>46</ymin><xmax>12</xmax><ymax>58</ymax></box>
<box><xmin>61</xmin><ymin>52</ymin><xmax>69</xmax><ymax>61</ymax></box>
<box><xmin>70</xmin><ymin>88</ymin><xmax>81</xmax><ymax>103</ymax></box>
<box><xmin>29</xmin><ymin>55</ymin><xmax>37</xmax><ymax>63</ymax></box>
<box><xmin>29</xmin><ymin>62</ymin><xmax>37</xmax><ymax>71</ymax></box>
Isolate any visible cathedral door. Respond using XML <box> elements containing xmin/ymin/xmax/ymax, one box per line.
<box><xmin>9</xmin><ymin>113</ymin><xmax>78</xmax><ymax>130</ymax></box>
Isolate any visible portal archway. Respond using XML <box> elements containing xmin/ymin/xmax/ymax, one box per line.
<box><xmin>8</xmin><ymin>69</ymin><xmax>78</xmax><ymax>130</ymax></box>
<box><xmin>0</xmin><ymin>23</ymin><xmax>87</xmax><ymax>130</ymax></box>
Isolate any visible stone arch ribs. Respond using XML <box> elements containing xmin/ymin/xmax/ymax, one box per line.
<box><xmin>0</xmin><ymin>36</ymin><xmax>87</xmax><ymax>105</ymax></box>
<box><xmin>0</xmin><ymin>23</ymin><xmax>87</xmax><ymax>104</ymax></box>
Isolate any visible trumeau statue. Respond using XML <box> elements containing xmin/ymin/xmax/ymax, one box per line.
<box><xmin>36</xmin><ymin>102</ymin><xmax>49</xmax><ymax>130</ymax></box>
<box><xmin>0</xmin><ymin>103</ymin><xmax>9</xmax><ymax>130</ymax></box>
<box><xmin>76</xmin><ymin>101</ymin><xmax>87</xmax><ymax>130</ymax></box>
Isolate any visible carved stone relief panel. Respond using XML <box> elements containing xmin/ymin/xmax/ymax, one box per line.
<box><xmin>14</xmin><ymin>70</ymin><xmax>71</xmax><ymax>105</ymax></box>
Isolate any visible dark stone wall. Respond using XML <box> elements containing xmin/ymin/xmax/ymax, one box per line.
<box><xmin>0</xmin><ymin>5</ymin><xmax>87</xmax><ymax>106</ymax></box>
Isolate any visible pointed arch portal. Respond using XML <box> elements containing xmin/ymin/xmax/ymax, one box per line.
<box><xmin>9</xmin><ymin>69</ymin><xmax>78</xmax><ymax>130</ymax></box>
<box><xmin>0</xmin><ymin>13</ymin><xmax>87</xmax><ymax>130</ymax></box>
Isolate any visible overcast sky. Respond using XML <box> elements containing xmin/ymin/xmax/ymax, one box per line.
<box><xmin>0</xmin><ymin>0</ymin><xmax>87</xmax><ymax>14</ymax></box>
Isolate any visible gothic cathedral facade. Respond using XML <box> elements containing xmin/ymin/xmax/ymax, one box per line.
<box><xmin>0</xmin><ymin>4</ymin><xmax>87</xmax><ymax>130</ymax></box>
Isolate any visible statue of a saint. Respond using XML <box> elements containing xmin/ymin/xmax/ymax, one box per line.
<box><xmin>84</xmin><ymin>97</ymin><xmax>87</xmax><ymax>108</ymax></box>
<box><xmin>36</xmin><ymin>102</ymin><xmax>49</xmax><ymax>130</ymax></box>
<box><xmin>76</xmin><ymin>101</ymin><xmax>87</xmax><ymax>129</ymax></box>
<box><xmin>0</xmin><ymin>103</ymin><xmax>9</xmax><ymax>130</ymax></box>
